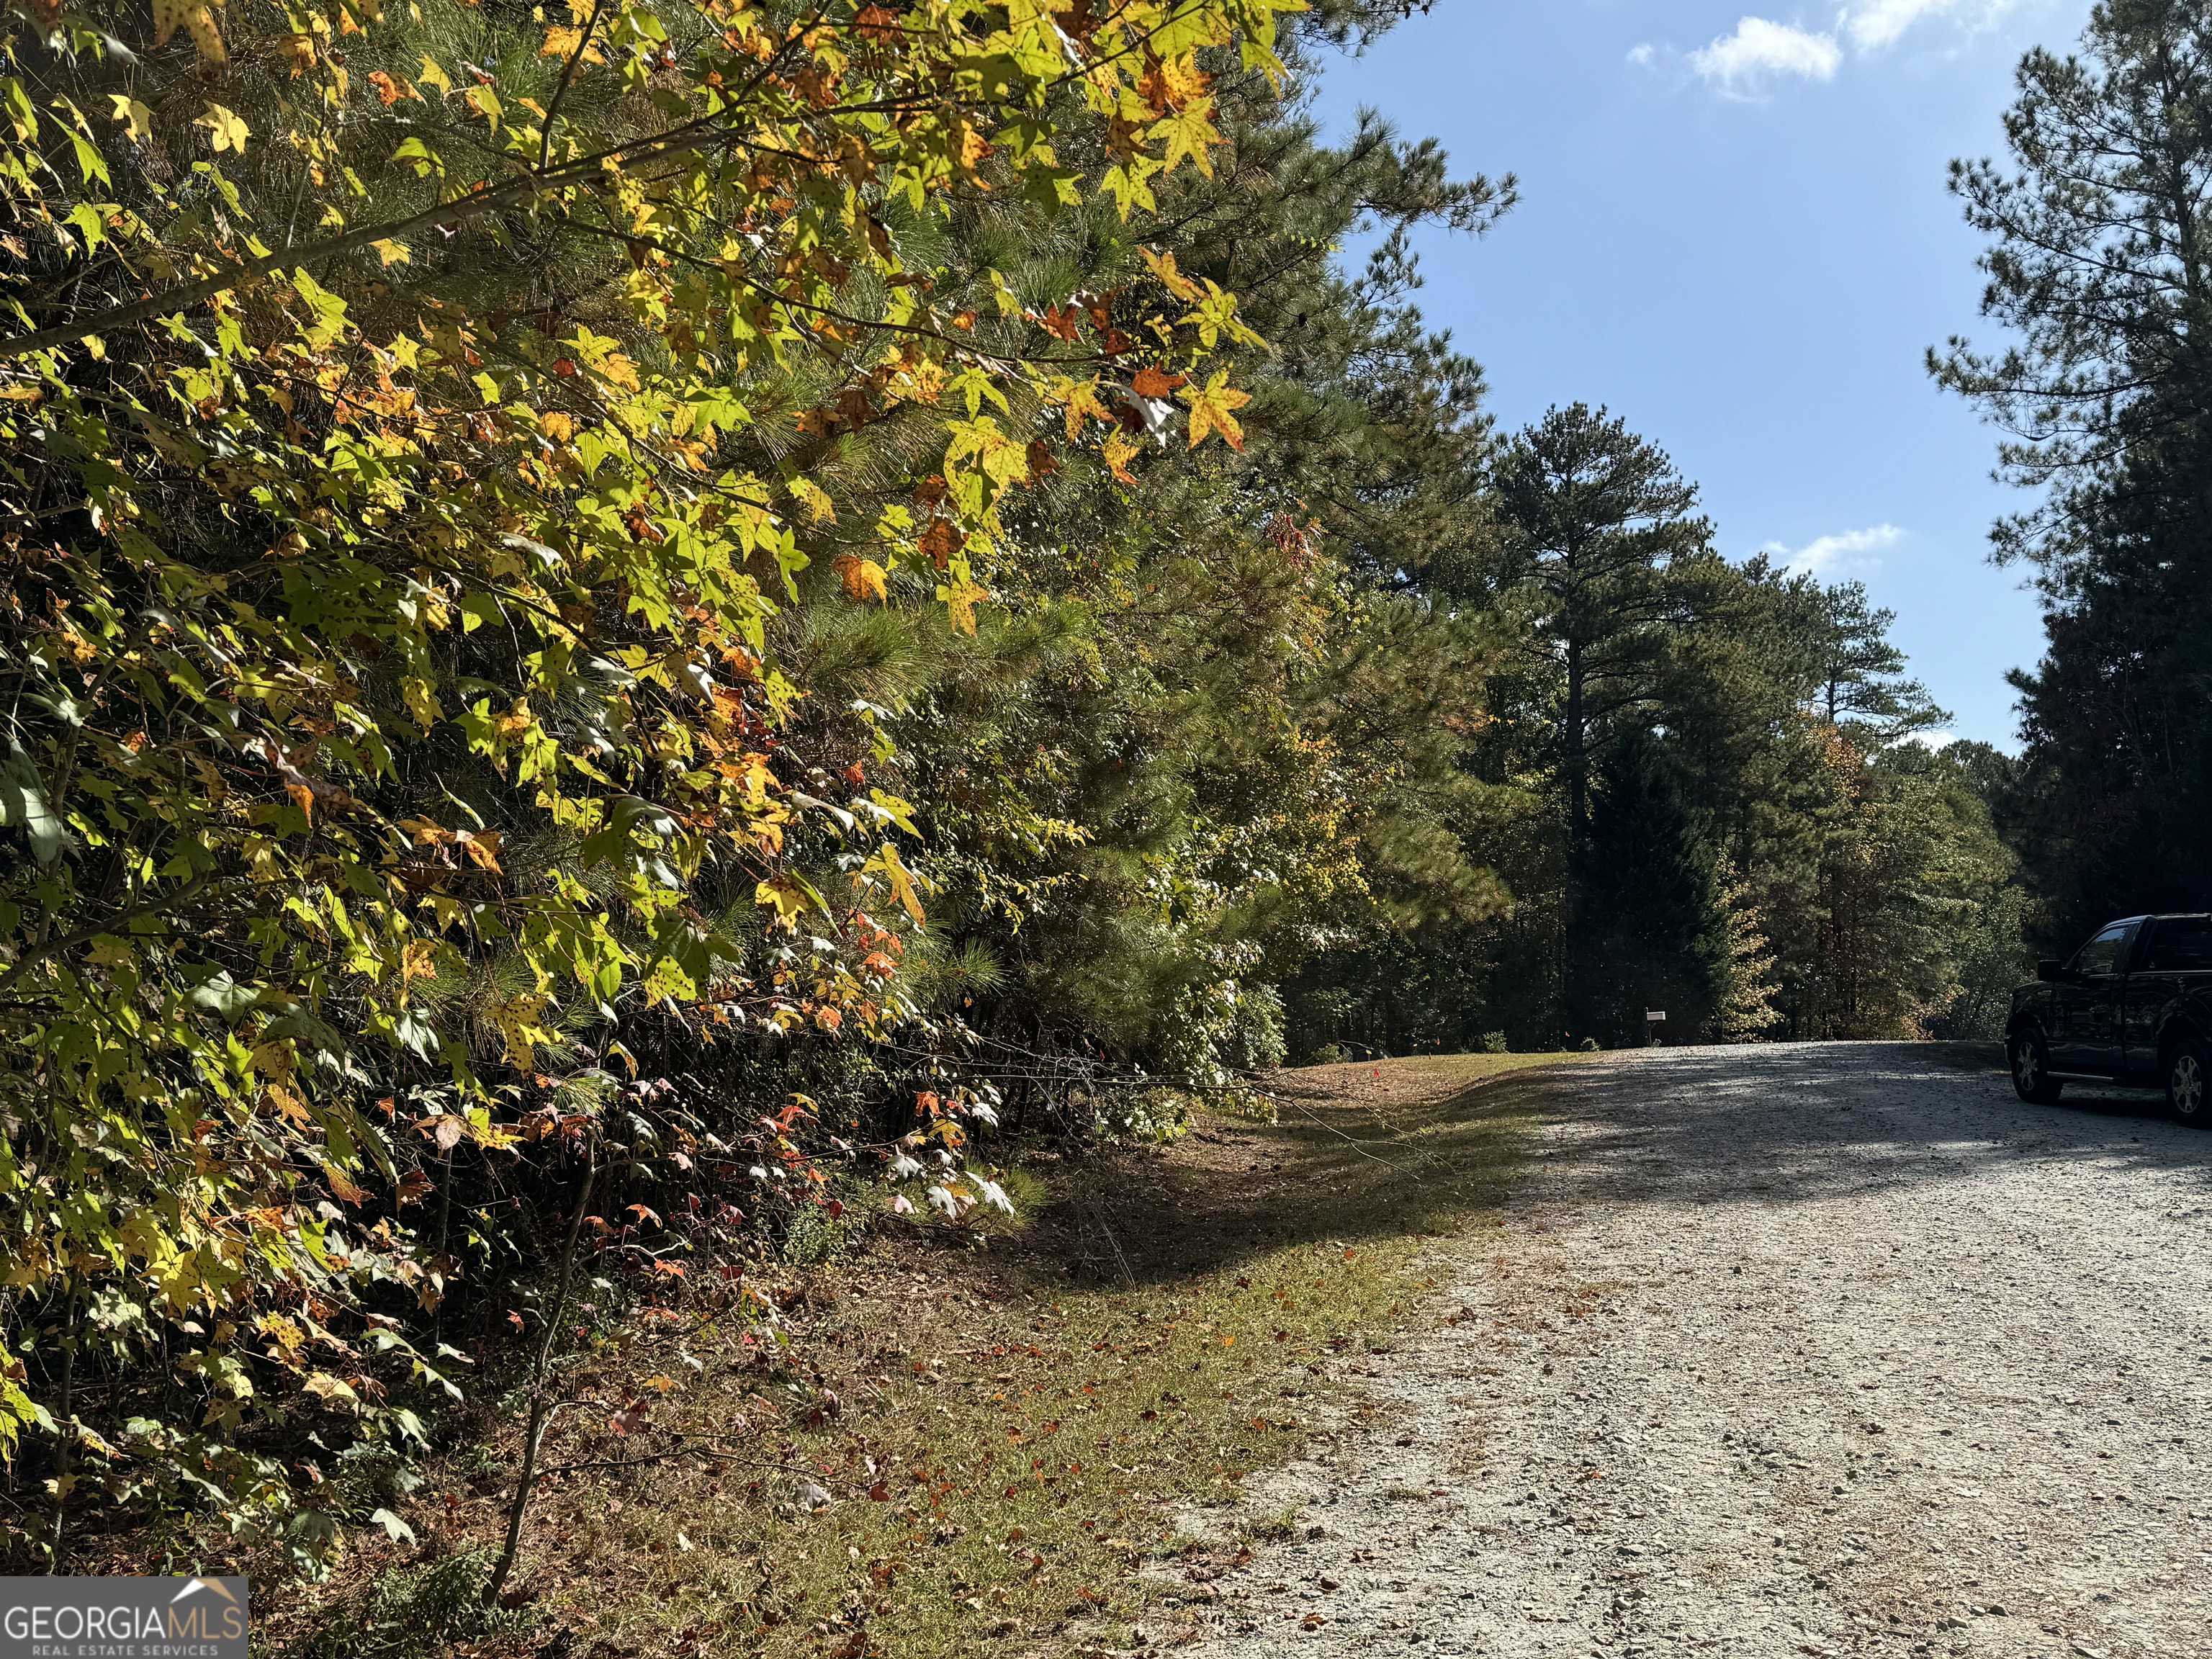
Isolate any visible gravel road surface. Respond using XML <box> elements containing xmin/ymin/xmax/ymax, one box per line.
<box><xmin>1187</xmin><ymin>1043</ymin><xmax>2212</xmax><ymax>1659</ymax></box>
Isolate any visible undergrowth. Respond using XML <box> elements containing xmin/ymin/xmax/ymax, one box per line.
<box><xmin>270</xmin><ymin>1051</ymin><xmax>1586</xmax><ymax>1659</ymax></box>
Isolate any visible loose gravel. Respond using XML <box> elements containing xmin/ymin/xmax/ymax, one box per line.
<box><xmin>1182</xmin><ymin>1043</ymin><xmax>2212</xmax><ymax>1659</ymax></box>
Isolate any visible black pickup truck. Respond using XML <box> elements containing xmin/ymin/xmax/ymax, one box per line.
<box><xmin>2007</xmin><ymin>914</ymin><xmax>2212</xmax><ymax>1124</ymax></box>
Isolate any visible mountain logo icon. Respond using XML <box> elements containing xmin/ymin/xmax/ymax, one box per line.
<box><xmin>168</xmin><ymin>1578</ymin><xmax>240</xmax><ymax>1607</ymax></box>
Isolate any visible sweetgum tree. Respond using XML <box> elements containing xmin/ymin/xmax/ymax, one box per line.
<box><xmin>0</xmin><ymin>0</ymin><xmax>1288</xmax><ymax>1568</ymax></box>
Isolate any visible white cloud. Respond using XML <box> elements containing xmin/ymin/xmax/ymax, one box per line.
<box><xmin>1626</xmin><ymin>42</ymin><xmax>1656</xmax><ymax>67</ymax></box>
<box><xmin>1841</xmin><ymin>0</ymin><xmax>1951</xmax><ymax>50</ymax></box>
<box><xmin>1763</xmin><ymin>522</ymin><xmax>1905</xmax><ymax>576</ymax></box>
<box><xmin>1841</xmin><ymin>0</ymin><xmax>2020</xmax><ymax>52</ymax></box>
<box><xmin>1663</xmin><ymin>2</ymin><xmax>2020</xmax><ymax>97</ymax></box>
<box><xmin>1689</xmin><ymin>17</ymin><xmax>1843</xmax><ymax>91</ymax></box>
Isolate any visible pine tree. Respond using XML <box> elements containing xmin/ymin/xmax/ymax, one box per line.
<box><xmin>1810</xmin><ymin>581</ymin><xmax>1948</xmax><ymax>746</ymax></box>
<box><xmin>1492</xmin><ymin>405</ymin><xmax>1712</xmax><ymax>847</ymax></box>
<box><xmin>1935</xmin><ymin>0</ymin><xmax>2212</xmax><ymax>943</ymax></box>
<box><xmin>1484</xmin><ymin>407</ymin><xmax>1712</xmax><ymax>1035</ymax></box>
<box><xmin>1572</xmin><ymin>730</ymin><xmax>1728</xmax><ymax>1047</ymax></box>
<box><xmin>1712</xmin><ymin>855</ymin><xmax>1784</xmax><ymax>1043</ymax></box>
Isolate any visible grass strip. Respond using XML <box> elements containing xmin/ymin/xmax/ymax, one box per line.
<box><xmin>277</xmin><ymin>1051</ymin><xmax>1588</xmax><ymax>1659</ymax></box>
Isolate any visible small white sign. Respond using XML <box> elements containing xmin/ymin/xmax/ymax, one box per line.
<box><xmin>1647</xmin><ymin>1010</ymin><xmax>1667</xmax><ymax>1022</ymax></box>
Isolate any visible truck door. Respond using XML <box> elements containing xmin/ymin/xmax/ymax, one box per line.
<box><xmin>2053</xmin><ymin>920</ymin><xmax>2136</xmax><ymax>1074</ymax></box>
<box><xmin>2125</xmin><ymin>916</ymin><xmax>2212</xmax><ymax>1080</ymax></box>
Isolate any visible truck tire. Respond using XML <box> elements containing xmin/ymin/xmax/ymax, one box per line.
<box><xmin>2167</xmin><ymin>1036</ymin><xmax>2212</xmax><ymax>1128</ymax></box>
<box><xmin>2010</xmin><ymin>1029</ymin><xmax>2063</xmax><ymax>1105</ymax></box>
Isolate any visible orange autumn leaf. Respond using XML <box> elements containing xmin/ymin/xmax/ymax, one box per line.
<box><xmin>916</xmin><ymin>516</ymin><xmax>960</xmax><ymax>570</ymax></box>
<box><xmin>835</xmin><ymin>554</ymin><xmax>889</xmax><ymax>603</ymax></box>
<box><xmin>854</xmin><ymin>4</ymin><xmax>902</xmax><ymax>40</ymax></box>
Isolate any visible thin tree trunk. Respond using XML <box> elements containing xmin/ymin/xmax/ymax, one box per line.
<box><xmin>486</xmin><ymin>1137</ymin><xmax>598</xmax><ymax>1603</ymax></box>
<box><xmin>48</xmin><ymin>1278</ymin><xmax>80</xmax><ymax>1572</ymax></box>
<box><xmin>1564</xmin><ymin>644</ymin><xmax>1588</xmax><ymax>845</ymax></box>
<box><xmin>1561</xmin><ymin>640</ymin><xmax>1588</xmax><ymax>1039</ymax></box>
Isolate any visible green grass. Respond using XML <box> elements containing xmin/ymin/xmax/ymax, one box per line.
<box><xmin>280</xmin><ymin>1552</ymin><xmax>527</xmax><ymax>1659</ymax></box>
<box><xmin>279</xmin><ymin>1051</ymin><xmax>1587</xmax><ymax>1659</ymax></box>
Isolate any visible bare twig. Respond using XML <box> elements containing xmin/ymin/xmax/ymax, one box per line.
<box><xmin>487</xmin><ymin>1133</ymin><xmax>598</xmax><ymax>1603</ymax></box>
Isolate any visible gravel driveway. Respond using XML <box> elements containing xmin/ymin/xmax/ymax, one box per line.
<box><xmin>1187</xmin><ymin>1043</ymin><xmax>2212</xmax><ymax>1659</ymax></box>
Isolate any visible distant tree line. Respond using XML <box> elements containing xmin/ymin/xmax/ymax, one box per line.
<box><xmin>1277</xmin><ymin>399</ymin><xmax>2028</xmax><ymax>1058</ymax></box>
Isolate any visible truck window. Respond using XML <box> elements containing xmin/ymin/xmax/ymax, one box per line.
<box><xmin>2074</xmin><ymin>922</ymin><xmax>2133</xmax><ymax>976</ymax></box>
<box><xmin>2143</xmin><ymin>917</ymin><xmax>2212</xmax><ymax>971</ymax></box>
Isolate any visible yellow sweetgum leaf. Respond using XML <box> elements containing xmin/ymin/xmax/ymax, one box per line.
<box><xmin>789</xmin><ymin>475</ymin><xmax>838</xmax><ymax>525</ymax></box>
<box><xmin>937</xmin><ymin>571</ymin><xmax>988</xmax><ymax>636</ymax></box>
<box><xmin>107</xmin><ymin>96</ymin><xmax>155</xmax><ymax>143</ymax></box>
<box><xmin>195</xmin><ymin>104</ymin><xmax>248</xmax><ymax>154</ymax></box>
<box><xmin>540</xmin><ymin>24</ymin><xmax>606</xmax><ymax>61</ymax></box>
<box><xmin>1056</xmin><ymin>374</ymin><xmax>1114</xmax><ymax>440</ymax></box>
<box><xmin>1180</xmin><ymin>370</ymin><xmax>1251</xmax><ymax>451</ymax></box>
<box><xmin>154</xmin><ymin>0</ymin><xmax>228</xmax><ymax>68</ymax></box>
<box><xmin>1102</xmin><ymin>429</ymin><xmax>1141</xmax><ymax>485</ymax></box>
<box><xmin>1141</xmin><ymin>246</ymin><xmax>1202</xmax><ymax>303</ymax></box>
<box><xmin>400</xmin><ymin>938</ymin><xmax>439</xmax><ymax>992</ymax></box>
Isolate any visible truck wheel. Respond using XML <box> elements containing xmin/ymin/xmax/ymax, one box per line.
<box><xmin>2167</xmin><ymin>1038</ymin><xmax>2212</xmax><ymax>1128</ymax></box>
<box><xmin>2010</xmin><ymin>1030</ymin><xmax>2062</xmax><ymax>1104</ymax></box>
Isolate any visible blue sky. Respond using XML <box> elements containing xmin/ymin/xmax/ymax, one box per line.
<box><xmin>1309</xmin><ymin>0</ymin><xmax>2092</xmax><ymax>748</ymax></box>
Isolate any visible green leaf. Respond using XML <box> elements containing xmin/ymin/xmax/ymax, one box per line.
<box><xmin>186</xmin><ymin>970</ymin><xmax>260</xmax><ymax>1022</ymax></box>
<box><xmin>0</xmin><ymin>743</ymin><xmax>67</xmax><ymax>865</ymax></box>
<box><xmin>369</xmin><ymin>1508</ymin><xmax>416</xmax><ymax>1545</ymax></box>
<box><xmin>390</xmin><ymin>135</ymin><xmax>442</xmax><ymax>178</ymax></box>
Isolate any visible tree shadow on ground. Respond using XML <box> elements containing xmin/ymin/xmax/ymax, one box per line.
<box><xmin>1524</xmin><ymin>1040</ymin><xmax>2212</xmax><ymax>1214</ymax></box>
<box><xmin>1037</xmin><ymin>1043</ymin><xmax>2212</xmax><ymax>1289</ymax></box>
<box><xmin>1033</xmin><ymin>1058</ymin><xmax>1568</xmax><ymax>1288</ymax></box>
